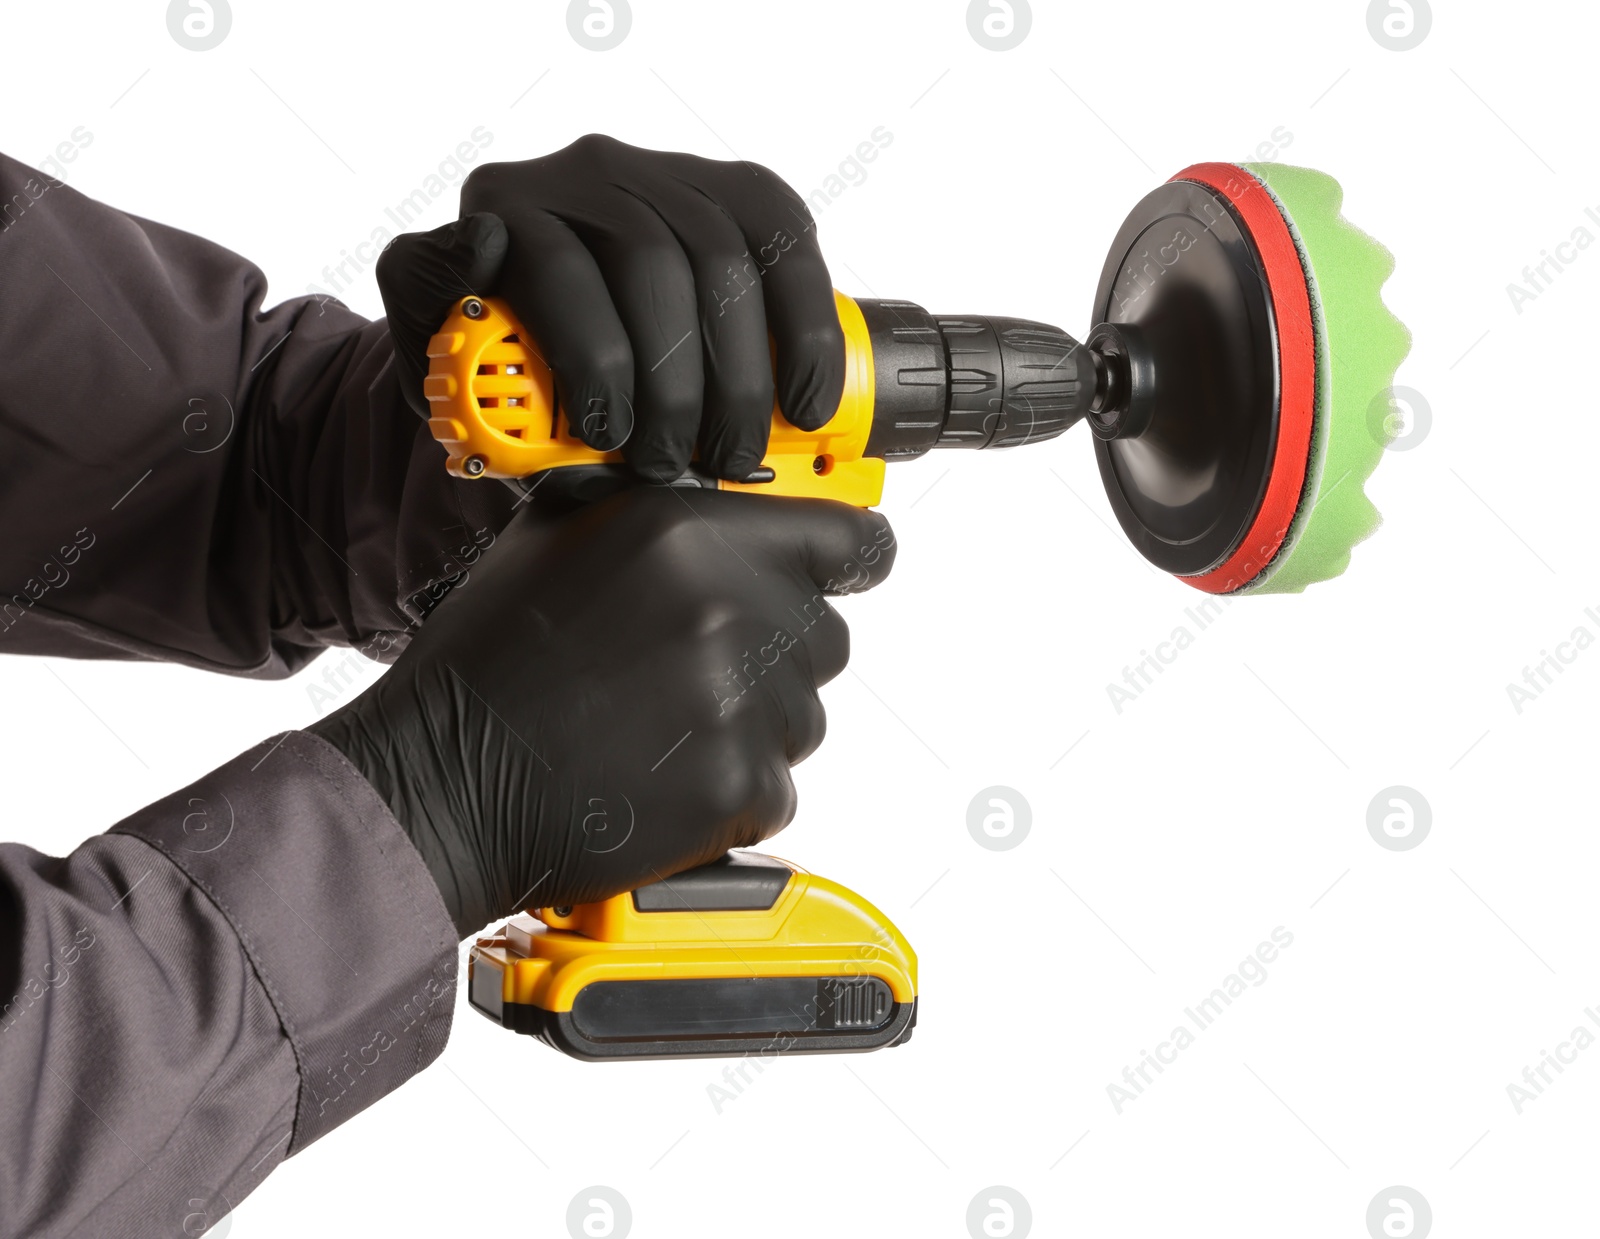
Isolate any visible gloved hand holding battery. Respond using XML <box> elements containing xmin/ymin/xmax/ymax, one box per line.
<box><xmin>310</xmin><ymin>486</ymin><xmax>894</xmax><ymax>938</ymax></box>
<box><xmin>377</xmin><ymin>133</ymin><xmax>846</xmax><ymax>484</ymax></box>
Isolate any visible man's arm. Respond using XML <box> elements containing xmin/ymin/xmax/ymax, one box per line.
<box><xmin>0</xmin><ymin>151</ymin><xmax>513</xmax><ymax>675</ymax></box>
<box><xmin>0</xmin><ymin>152</ymin><xmax>481</xmax><ymax>1235</ymax></box>
<box><xmin>0</xmin><ymin>731</ymin><xmax>456</xmax><ymax>1238</ymax></box>
<box><xmin>0</xmin><ymin>139</ymin><xmax>865</xmax><ymax>1237</ymax></box>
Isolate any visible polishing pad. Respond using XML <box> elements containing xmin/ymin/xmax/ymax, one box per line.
<box><xmin>1091</xmin><ymin>162</ymin><xmax>1410</xmax><ymax>594</ymax></box>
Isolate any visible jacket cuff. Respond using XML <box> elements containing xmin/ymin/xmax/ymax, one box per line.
<box><xmin>112</xmin><ymin>730</ymin><xmax>456</xmax><ymax>1152</ymax></box>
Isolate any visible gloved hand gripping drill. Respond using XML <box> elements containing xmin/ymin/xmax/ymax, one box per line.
<box><xmin>309</xmin><ymin>488</ymin><xmax>893</xmax><ymax>938</ymax></box>
<box><xmin>311</xmin><ymin>136</ymin><xmax>898</xmax><ymax>940</ymax></box>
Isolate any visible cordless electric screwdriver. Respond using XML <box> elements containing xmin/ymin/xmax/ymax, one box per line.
<box><xmin>432</xmin><ymin>291</ymin><xmax>1093</xmax><ymax>1061</ymax></box>
<box><xmin>432</xmin><ymin>159</ymin><xmax>1408</xmax><ymax>1060</ymax></box>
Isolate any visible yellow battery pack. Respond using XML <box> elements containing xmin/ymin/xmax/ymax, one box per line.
<box><xmin>468</xmin><ymin>852</ymin><xmax>917</xmax><ymax>1060</ymax></box>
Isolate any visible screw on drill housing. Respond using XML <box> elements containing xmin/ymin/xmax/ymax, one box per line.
<box><xmin>464</xmin><ymin>455</ymin><xmax>487</xmax><ymax>476</ymax></box>
<box><xmin>463</xmin><ymin>297</ymin><xmax>486</xmax><ymax>320</ymax></box>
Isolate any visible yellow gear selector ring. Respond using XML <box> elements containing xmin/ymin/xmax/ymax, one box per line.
<box><xmin>468</xmin><ymin>851</ymin><xmax>917</xmax><ymax>1060</ymax></box>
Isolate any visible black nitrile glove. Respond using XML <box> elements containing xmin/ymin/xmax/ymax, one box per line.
<box><xmin>376</xmin><ymin>134</ymin><xmax>846</xmax><ymax>484</ymax></box>
<box><xmin>308</xmin><ymin>487</ymin><xmax>895</xmax><ymax>938</ymax></box>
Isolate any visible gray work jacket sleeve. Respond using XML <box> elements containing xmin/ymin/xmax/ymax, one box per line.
<box><xmin>2</xmin><ymin>732</ymin><xmax>457</xmax><ymax>1237</ymax></box>
<box><xmin>0</xmin><ymin>152</ymin><xmax>506</xmax><ymax>1235</ymax></box>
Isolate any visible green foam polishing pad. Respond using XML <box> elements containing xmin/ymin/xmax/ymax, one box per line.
<box><xmin>1235</xmin><ymin>162</ymin><xmax>1412</xmax><ymax>595</ymax></box>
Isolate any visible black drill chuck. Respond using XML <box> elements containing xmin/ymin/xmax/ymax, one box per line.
<box><xmin>858</xmin><ymin>298</ymin><xmax>1106</xmax><ymax>460</ymax></box>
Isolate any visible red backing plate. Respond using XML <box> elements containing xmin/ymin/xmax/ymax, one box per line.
<box><xmin>1169</xmin><ymin>163</ymin><xmax>1317</xmax><ymax>594</ymax></box>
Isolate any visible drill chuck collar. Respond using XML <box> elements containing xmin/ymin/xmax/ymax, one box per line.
<box><xmin>856</xmin><ymin>299</ymin><xmax>1154</xmax><ymax>460</ymax></box>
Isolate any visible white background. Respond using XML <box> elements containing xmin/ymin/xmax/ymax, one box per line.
<box><xmin>4</xmin><ymin>1</ymin><xmax>1595</xmax><ymax>1236</ymax></box>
